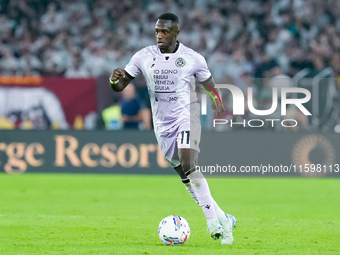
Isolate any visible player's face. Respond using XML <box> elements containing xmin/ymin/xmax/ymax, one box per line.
<box><xmin>155</xmin><ymin>19</ymin><xmax>179</xmax><ymax>52</ymax></box>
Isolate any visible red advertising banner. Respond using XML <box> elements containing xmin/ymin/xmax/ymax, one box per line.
<box><xmin>0</xmin><ymin>76</ymin><xmax>97</xmax><ymax>129</ymax></box>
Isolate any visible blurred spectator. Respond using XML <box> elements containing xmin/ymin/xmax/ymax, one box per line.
<box><xmin>101</xmin><ymin>97</ymin><xmax>122</xmax><ymax>130</ymax></box>
<box><xmin>268</xmin><ymin>65</ymin><xmax>293</xmax><ymax>90</ymax></box>
<box><xmin>120</xmin><ymin>83</ymin><xmax>151</xmax><ymax>130</ymax></box>
<box><xmin>100</xmin><ymin>83</ymin><xmax>151</xmax><ymax>130</ymax></box>
<box><xmin>0</xmin><ymin>0</ymin><xmax>338</xmax><ymax>131</ymax></box>
<box><xmin>0</xmin><ymin>50</ymin><xmax>18</xmax><ymax>75</ymax></box>
<box><xmin>65</xmin><ymin>58</ymin><xmax>91</xmax><ymax>78</ymax></box>
<box><xmin>40</xmin><ymin>3</ymin><xmax>65</xmax><ymax>36</ymax></box>
<box><xmin>0</xmin><ymin>0</ymin><xmax>339</xmax><ymax>78</ymax></box>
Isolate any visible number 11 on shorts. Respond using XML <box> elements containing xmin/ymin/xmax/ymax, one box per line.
<box><xmin>180</xmin><ymin>131</ymin><xmax>190</xmax><ymax>145</ymax></box>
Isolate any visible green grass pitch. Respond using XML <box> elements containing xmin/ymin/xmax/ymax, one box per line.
<box><xmin>0</xmin><ymin>174</ymin><xmax>339</xmax><ymax>255</ymax></box>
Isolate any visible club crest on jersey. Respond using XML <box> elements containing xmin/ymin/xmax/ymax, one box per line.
<box><xmin>175</xmin><ymin>58</ymin><xmax>186</xmax><ymax>67</ymax></box>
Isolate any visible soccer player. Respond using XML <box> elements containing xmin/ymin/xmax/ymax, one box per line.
<box><xmin>109</xmin><ymin>13</ymin><xmax>236</xmax><ymax>244</ymax></box>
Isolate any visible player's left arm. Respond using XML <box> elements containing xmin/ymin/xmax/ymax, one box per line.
<box><xmin>200</xmin><ymin>76</ymin><xmax>225</xmax><ymax>116</ymax></box>
<box><xmin>195</xmin><ymin>53</ymin><xmax>225</xmax><ymax>116</ymax></box>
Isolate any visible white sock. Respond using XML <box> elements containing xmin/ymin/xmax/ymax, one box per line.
<box><xmin>187</xmin><ymin>170</ymin><xmax>218</xmax><ymax>222</ymax></box>
<box><xmin>181</xmin><ymin>178</ymin><xmax>199</xmax><ymax>204</ymax></box>
<box><xmin>212</xmin><ymin>198</ymin><xmax>226</xmax><ymax>223</ymax></box>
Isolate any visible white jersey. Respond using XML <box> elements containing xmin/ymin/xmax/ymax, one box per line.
<box><xmin>124</xmin><ymin>42</ymin><xmax>211</xmax><ymax>133</ymax></box>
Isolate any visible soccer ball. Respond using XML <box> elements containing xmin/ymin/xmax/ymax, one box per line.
<box><xmin>158</xmin><ymin>215</ymin><xmax>190</xmax><ymax>245</ymax></box>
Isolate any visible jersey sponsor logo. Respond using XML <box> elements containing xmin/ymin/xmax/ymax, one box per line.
<box><xmin>155</xmin><ymin>85</ymin><xmax>171</xmax><ymax>90</ymax></box>
<box><xmin>167</xmin><ymin>93</ymin><xmax>178</xmax><ymax>104</ymax></box>
<box><xmin>155</xmin><ymin>80</ymin><xmax>174</xmax><ymax>85</ymax></box>
<box><xmin>155</xmin><ymin>93</ymin><xmax>178</xmax><ymax>104</ymax></box>
<box><xmin>154</xmin><ymin>69</ymin><xmax>178</xmax><ymax>74</ymax></box>
<box><xmin>175</xmin><ymin>58</ymin><xmax>186</xmax><ymax>67</ymax></box>
<box><xmin>154</xmin><ymin>74</ymin><xmax>168</xmax><ymax>79</ymax></box>
<box><xmin>155</xmin><ymin>97</ymin><xmax>168</xmax><ymax>103</ymax></box>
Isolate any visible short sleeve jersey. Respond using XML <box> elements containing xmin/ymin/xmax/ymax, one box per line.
<box><xmin>124</xmin><ymin>43</ymin><xmax>211</xmax><ymax>133</ymax></box>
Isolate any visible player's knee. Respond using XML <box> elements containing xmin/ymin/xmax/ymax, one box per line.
<box><xmin>180</xmin><ymin>159</ymin><xmax>196</xmax><ymax>176</ymax></box>
<box><xmin>180</xmin><ymin>158</ymin><xmax>190</xmax><ymax>170</ymax></box>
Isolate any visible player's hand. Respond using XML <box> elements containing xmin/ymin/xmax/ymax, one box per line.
<box><xmin>110</xmin><ymin>68</ymin><xmax>126</xmax><ymax>83</ymax></box>
<box><xmin>212</xmin><ymin>100</ymin><xmax>225</xmax><ymax>116</ymax></box>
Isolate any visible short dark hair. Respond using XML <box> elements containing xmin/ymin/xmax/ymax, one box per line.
<box><xmin>157</xmin><ymin>13</ymin><xmax>179</xmax><ymax>27</ymax></box>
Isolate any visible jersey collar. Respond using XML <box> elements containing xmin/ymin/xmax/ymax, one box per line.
<box><xmin>158</xmin><ymin>41</ymin><xmax>181</xmax><ymax>55</ymax></box>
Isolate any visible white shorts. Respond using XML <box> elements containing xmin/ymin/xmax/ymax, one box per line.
<box><xmin>155</xmin><ymin>115</ymin><xmax>201</xmax><ymax>168</ymax></box>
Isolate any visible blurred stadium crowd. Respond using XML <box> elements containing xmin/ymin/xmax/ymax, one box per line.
<box><xmin>0</xmin><ymin>0</ymin><xmax>340</xmax><ymax>78</ymax></box>
<box><xmin>0</xmin><ymin>0</ymin><xmax>339</xmax><ymax>131</ymax></box>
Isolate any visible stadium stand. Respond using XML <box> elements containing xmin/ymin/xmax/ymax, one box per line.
<box><xmin>0</xmin><ymin>0</ymin><xmax>339</xmax><ymax>131</ymax></box>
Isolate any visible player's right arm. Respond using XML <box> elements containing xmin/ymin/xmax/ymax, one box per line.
<box><xmin>110</xmin><ymin>49</ymin><xmax>143</xmax><ymax>92</ymax></box>
<box><xmin>109</xmin><ymin>68</ymin><xmax>133</xmax><ymax>92</ymax></box>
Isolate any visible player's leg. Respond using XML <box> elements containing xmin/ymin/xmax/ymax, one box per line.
<box><xmin>178</xmin><ymin>148</ymin><xmax>224</xmax><ymax>239</ymax></box>
<box><xmin>211</xmin><ymin>198</ymin><xmax>236</xmax><ymax>229</ymax></box>
<box><xmin>177</xmin><ymin>146</ymin><xmax>235</xmax><ymax>244</ymax></box>
<box><xmin>174</xmin><ymin>165</ymin><xmax>199</xmax><ymax>204</ymax></box>
<box><xmin>211</xmin><ymin>198</ymin><xmax>235</xmax><ymax>244</ymax></box>
<box><xmin>175</xmin><ymin>163</ymin><xmax>231</xmax><ymax>223</ymax></box>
